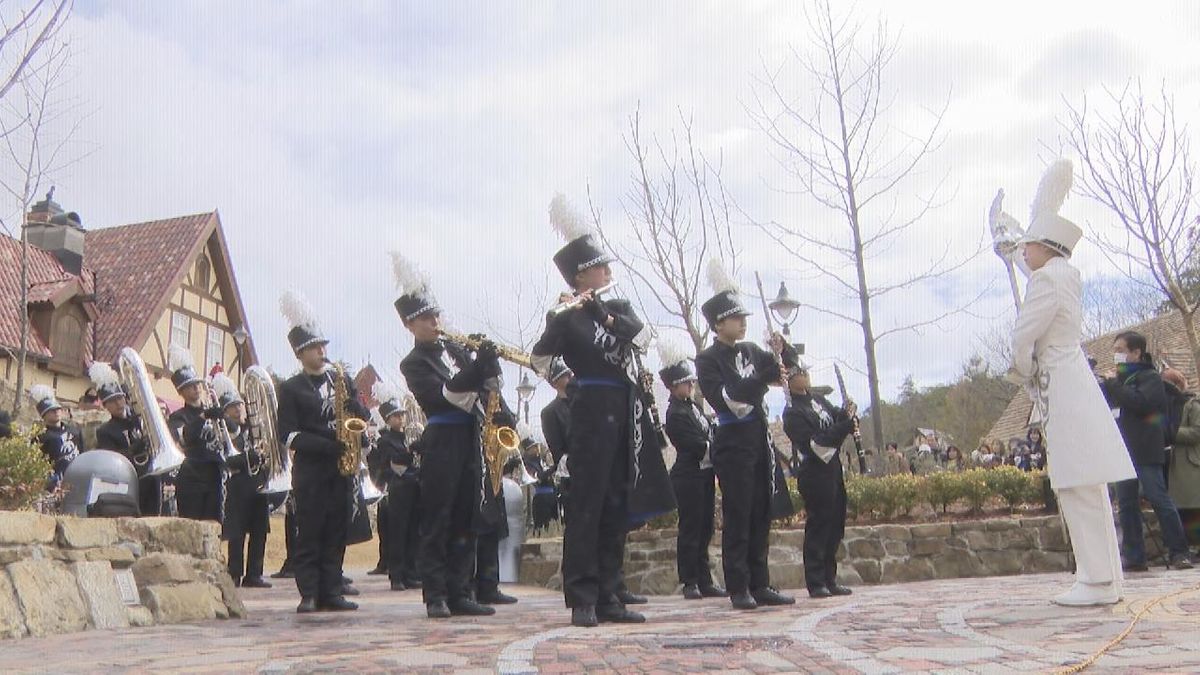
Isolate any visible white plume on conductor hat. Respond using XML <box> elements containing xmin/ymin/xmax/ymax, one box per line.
<box><xmin>656</xmin><ymin>339</ymin><xmax>690</xmax><ymax>369</ymax></box>
<box><xmin>30</xmin><ymin>384</ymin><xmax>56</xmax><ymax>404</ymax></box>
<box><xmin>88</xmin><ymin>362</ymin><xmax>120</xmax><ymax>388</ymax></box>
<box><xmin>279</xmin><ymin>290</ymin><xmax>321</xmax><ymax>331</ymax></box>
<box><xmin>167</xmin><ymin>344</ymin><xmax>195</xmax><ymax>372</ymax></box>
<box><xmin>1022</xmin><ymin>158</ymin><xmax>1083</xmax><ymax>257</ymax></box>
<box><xmin>705</xmin><ymin>258</ymin><xmax>739</xmax><ymax>294</ymax></box>
<box><xmin>548</xmin><ymin>193</ymin><xmax>592</xmax><ymax>242</ymax></box>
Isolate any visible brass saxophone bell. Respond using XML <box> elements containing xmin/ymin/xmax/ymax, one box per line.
<box><xmin>494</xmin><ymin>426</ymin><xmax>519</xmax><ymax>451</ymax></box>
<box><xmin>343</xmin><ymin>418</ymin><xmax>369</xmax><ymax>434</ymax></box>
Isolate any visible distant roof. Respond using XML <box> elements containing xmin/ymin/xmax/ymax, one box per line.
<box><xmin>0</xmin><ymin>234</ymin><xmax>95</xmax><ymax>360</ymax></box>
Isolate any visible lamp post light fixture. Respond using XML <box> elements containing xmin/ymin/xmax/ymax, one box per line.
<box><xmin>516</xmin><ymin>370</ymin><xmax>537</xmax><ymax>424</ymax></box>
<box><xmin>767</xmin><ymin>281</ymin><xmax>800</xmax><ymax>337</ymax></box>
<box><xmin>231</xmin><ymin>326</ymin><xmax>248</xmax><ymax>385</ymax></box>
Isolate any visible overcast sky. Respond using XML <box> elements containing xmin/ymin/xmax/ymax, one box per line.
<box><xmin>42</xmin><ymin>1</ymin><xmax>1200</xmax><ymax>436</ymax></box>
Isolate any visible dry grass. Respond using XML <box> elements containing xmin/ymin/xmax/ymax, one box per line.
<box><xmin>262</xmin><ymin>514</ymin><xmax>382</xmax><ymax>572</ymax></box>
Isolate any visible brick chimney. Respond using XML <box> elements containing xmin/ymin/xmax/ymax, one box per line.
<box><xmin>25</xmin><ymin>187</ymin><xmax>86</xmax><ymax>275</ymax></box>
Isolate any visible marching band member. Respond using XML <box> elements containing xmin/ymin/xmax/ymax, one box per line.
<box><xmin>783</xmin><ymin>364</ymin><xmax>855</xmax><ymax>598</ymax></box>
<box><xmin>393</xmin><ymin>253</ymin><xmax>503</xmax><ymax>619</ymax></box>
<box><xmin>92</xmin><ymin>362</ymin><xmax>161</xmax><ymax>516</ymax></box>
<box><xmin>539</xmin><ymin>357</ymin><xmax>574</xmax><ymax>526</ymax></box>
<box><xmin>530</xmin><ymin>194</ymin><xmax>665</xmax><ymax>628</ymax></box>
<box><xmin>31</xmin><ymin>385</ymin><xmax>83</xmax><ymax>491</ymax></box>
<box><xmin>212</xmin><ymin>373</ymin><xmax>271</xmax><ymax>589</ymax></box>
<box><xmin>371</xmin><ymin>380</ymin><xmax>424</xmax><ymax>592</ymax></box>
<box><xmin>276</xmin><ymin>291</ymin><xmax>366</xmax><ymax>613</ymax></box>
<box><xmin>166</xmin><ymin>346</ymin><xmax>224</xmax><ymax>521</ymax></box>
<box><xmin>695</xmin><ymin>260</ymin><xmax>798</xmax><ymax>611</ymax></box>
<box><xmin>1005</xmin><ymin>159</ymin><xmax>1137</xmax><ymax>606</ymax></box>
<box><xmin>659</xmin><ymin>341</ymin><xmax>726</xmax><ymax>600</ymax></box>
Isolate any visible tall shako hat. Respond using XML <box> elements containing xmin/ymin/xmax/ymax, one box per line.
<box><xmin>391</xmin><ymin>252</ymin><xmax>440</xmax><ymax>322</ymax></box>
<box><xmin>545</xmin><ymin>356</ymin><xmax>572</xmax><ymax>384</ymax></box>
<box><xmin>168</xmin><ymin>345</ymin><xmax>203</xmax><ymax>391</ymax></box>
<box><xmin>211</xmin><ymin>372</ymin><xmax>242</xmax><ymax>410</ymax></box>
<box><xmin>88</xmin><ymin>362</ymin><xmax>125</xmax><ymax>404</ymax></box>
<box><xmin>1021</xmin><ymin>158</ymin><xmax>1082</xmax><ymax>257</ymax></box>
<box><xmin>549</xmin><ymin>193</ymin><xmax>614</xmax><ymax>285</ymax></box>
<box><xmin>373</xmin><ymin>380</ymin><xmax>406</xmax><ymax>422</ymax></box>
<box><xmin>31</xmin><ymin>384</ymin><xmax>62</xmax><ymax>417</ymax></box>
<box><xmin>656</xmin><ymin>339</ymin><xmax>696</xmax><ymax>387</ymax></box>
<box><xmin>700</xmin><ymin>259</ymin><xmax>751</xmax><ymax>328</ymax></box>
<box><xmin>517</xmin><ymin>420</ymin><xmax>538</xmax><ymax>452</ymax></box>
<box><xmin>279</xmin><ymin>291</ymin><xmax>329</xmax><ymax>354</ymax></box>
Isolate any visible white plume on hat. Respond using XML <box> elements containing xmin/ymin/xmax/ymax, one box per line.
<box><xmin>369</xmin><ymin>406</ymin><xmax>386</xmax><ymax>428</ymax></box>
<box><xmin>211</xmin><ymin>372</ymin><xmax>237</xmax><ymax>399</ymax></box>
<box><xmin>705</xmin><ymin>258</ymin><xmax>739</xmax><ymax>294</ymax></box>
<box><xmin>656</xmin><ymin>338</ymin><xmax>690</xmax><ymax>369</ymax></box>
<box><xmin>1029</xmin><ymin>158</ymin><xmax>1073</xmax><ymax>221</ymax></box>
<box><xmin>372</xmin><ymin>379</ymin><xmax>402</xmax><ymax>405</ymax></box>
<box><xmin>549</xmin><ymin>193</ymin><xmax>592</xmax><ymax>242</ymax></box>
<box><xmin>390</xmin><ymin>251</ymin><xmax>431</xmax><ymax>295</ymax></box>
<box><xmin>516</xmin><ymin>420</ymin><xmax>534</xmax><ymax>441</ymax></box>
<box><xmin>168</xmin><ymin>344</ymin><xmax>195</xmax><ymax>373</ymax></box>
<box><xmin>278</xmin><ymin>290</ymin><xmax>320</xmax><ymax>331</ymax></box>
<box><xmin>30</xmin><ymin>384</ymin><xmax>55</xmax><ymax>404</ymax></box>
<box><xmin>88</xmin><ymin>362</ymin><xmax>120</xmax><ymax>388</ymax></box>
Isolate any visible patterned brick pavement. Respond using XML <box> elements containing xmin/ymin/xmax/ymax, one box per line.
<box><xmin>2</xmin><ymin>566</ymin><xmax>1198</xmax><ymax>674</ymax></box>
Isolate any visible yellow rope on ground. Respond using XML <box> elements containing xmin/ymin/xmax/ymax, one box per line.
<box><xmin>1053</xmin><ymin>581</ymin><xmax>1200</xmax><ymax>674</ymax></box>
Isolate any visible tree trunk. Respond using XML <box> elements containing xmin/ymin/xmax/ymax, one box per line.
<box><xmin>1179</xmin><ymin>307</ymin><xmax>1200</xmax><ymax>386</ymax></box>
<box><xmin>13</xmin><ymin>217</ymin><xmax>29</xmax><ymax>416</ymax></box>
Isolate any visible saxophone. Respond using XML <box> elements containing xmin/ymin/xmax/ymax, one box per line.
<box><xmin>481</xmin><ymin>388</ymin><xmax>520</xmax><ymax>497</ymax></box>
<box><xmin>330</xmin><ymin>361</ymin><xmax>369</xmax><ymax>477</ymax></box>
<box><xmin>439</xmin><ymin>329</ymin><xmax>533</xmax><ymax>369</ymax></box>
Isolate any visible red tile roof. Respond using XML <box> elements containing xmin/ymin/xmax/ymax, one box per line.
<box><xmin>355</xmin><ymin>364</ymin><xmax>380</xmax><ymax>409</ymax></box>
<box><xmin>0</xmin><ymin>234</ymin><xmax>94</xmax><ymax>360</ymax></box>
<box><xmin>85</xmin><ymin>213</ymin><xmax>215</xmax><ymax>363</ymax></box>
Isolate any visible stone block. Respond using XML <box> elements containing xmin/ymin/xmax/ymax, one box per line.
<box><xmin>911</xmin><ymin>523</ymin><xmax>952</xmax><ymax>538</ymax></box>
<box><xmin>141</xmin><ymin>582</ymin><xmax>226</xmax><ymax>623</ymax></box>
<box><xmin>852</xmin><ymin>559</ymin><xmax>881</xmax><ymax>584</ymax></box>
<box><xmin>7</xmin><ymin>560</ymin><xmax>89</xmax><ymax>637</ymax></box>
<box><xmin>977</xmin><ymin>550</ymin><xmax>1024</xmax><ymax>576</ymax></box>
<box><xmin>835</xmin><ymin>565</ymin><xmax>863</xmax><ymax>587</ymax></box>
<box><xmin>72</xmin><ymin>561</ymin><xmax>130</xmax><ymax>630</ymax></box>
<box><xmin>84</xmin><ymin>546</ymin><xmax>136</xmax><ymax>568</ymax></box>
<box><xmin>0</xmin><ymin>546</ymin><xmax>32</xmax><ymax>565</ymax></box>
<box><xmin>1021</xmin><ymin>550</ymin><xmax>1072</xmax><ymax>574</ymax></box>
<box><xmin>1020</xmin><ymin>516</ymin><xmax>1056</xmax><ymax>529</ymax></box>
<box><xmin>883</xmin><ymin>540</ymin><xmax>909</xmax><ymax>557</ymax></box>
<box><xmin>875</xmin><ymin>525</ymin><xmax>913</xmax><ymax>541</ymax></box>
<box><xmin>629</xmin><ymin>564</ymin><xmax>677</xmax><ymax>595</ymax></box>
<box><xmin>126</xmin><ymin>605</ymin><xmax>154</xmax><ymax>627</ymax></box>
<box><xmin>910</xmin><ymin>538</ymin><xmax>945</xmax><ymax>557</ymax></box>
<box><xmin>47</xmin><ymin>548</ymin><xmax>88</xmax><ymax>562</ymax></box>
<box><xmin>879</xmin><ymin>558</ymin><xmax>935</xmax><ymax>584</ymax></box>
<box><xmin>137</xmin><ymin>518</ymin><xmax>221</xmax><ymax>558</ymax></box>
<box><xmin>951</xmin><ymin>521</ymin><xmax>986</xmax><ymax>535</ymax></box>
<box><xmin>770</xmin><ymin>562</ymin><xmax>806</xmax><ymax>590</ymax></box>
<box><xmin>0</xmin><ymin>569</ymin><xmax>26</xmax><ymax>639</ymax></box>
<box><xmin>58</xmin><ymin>518</ymin><xmax>119</xmax><ymax>549</ymax></box>
<box><xmin>770</xmin><ymin>530</ymin><xmax>805</xmax><ymax>549</ymax></box>
<box><xmin>961</xmin><ymin>530</ymin><xmax>1001</xmax><ymax>551</ymax></box>
<box><xmin>846</xmin><ymin>538</ymin><xmax>885</xmax><ymax>559</ymax></box>
<box><xmin>843</xmin><ymin>526</ymin><xmax>871</xmax><ymax>540</ymax></box>
<box><xmin>0</xmin><ymin>512</ymin><xmax>56</xmax><ymax>545</ymax></box>
<box><xmin>985</xmin><ymin>518</ymin><xmax>1020</xmax><ymax>531</ymax></box>
<box><xmin>518</xmin><ymin>558</ymin><xmax>560</xmax><ymax>587</ymax></box>
<box><xmin>132</xmin><ymin>553</ymin><xmax>198</xmax><ymax>586</ymax></box>
<box><xmin>930</xmin><ymin>549</ymin><xmax>980</xmax><ymax>579</ymax></box>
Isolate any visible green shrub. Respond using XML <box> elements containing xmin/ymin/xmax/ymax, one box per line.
<box><xmin>0</xmin><ymin>430</ymin><xmax>50</xmax><ymax>511</ymax></box>
<box><xmin>922</xmin><ymin>470</ymin><xmax>964</xmax><ymax>513</ymax></box>
<box><xmin>960</xmin><ymin>469</ymin><xmax>992</xmax><ymax>513</ymax></box>
<box><xmin>881</xmin><ymin>473</ymin><xmax>922</xmax><ymax>516</ymax></box>
<box><xmin>982</xmin><ymin>465</ymin><xmax>1034</xmax><ymax>510</ymax></box>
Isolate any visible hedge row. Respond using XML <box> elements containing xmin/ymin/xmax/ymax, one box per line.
<box><xmin>835</xmin><ymin>467</ymin><xmax>1048</xmax><ymax>521</ymax></box>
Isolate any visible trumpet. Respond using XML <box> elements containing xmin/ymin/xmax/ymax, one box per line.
<box><xmin>438</xmin><ymin>330</ymin><xmax>533</xmax><ymax>369</ymax></box>
<box><xmin>548</xmin><ymin>282</ymin><xmax>618</xmax><ymax>317</ymax></box>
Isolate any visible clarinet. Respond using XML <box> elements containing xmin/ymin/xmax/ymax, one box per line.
<box><xmin>633</xmin><ymin>349</ymin><xmax>668</xmax><ymax>447</ymax></box>
<box><xmin>834</xmin><ymin>364</ymin><xmax>868</xmax><ymax>474</ymax></box>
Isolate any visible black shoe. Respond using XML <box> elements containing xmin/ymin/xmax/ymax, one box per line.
<box><xmin>403</xmin><ymin>578</ymin><xmax>423</xmax><ymax>589</ymax></box>
<box><xmin>426</xmin><ymin>600</ymin><xmax>451</xmax><ymax>619</ymax></box>
<box><xmin>271</xmin><ymin>568</ymin><xmax>295</xmax><ymax>579</ymax></box>
<box><xmin>752</xmin><ymin>587</ymin><xmax>795</xmax><ymax>606</ymax></box>
<box><xmin>390</xmin><ymin>580</ymin><xmax>407</xmax><ymax>592</ymax></box>
<box><xmin>478</xmin><ymin>590</ymin><xmax>519</xmax><ymax>605</ymax></box>
<box><xmin>341</xmin><ymin>584</ymin><xmax>360</xmax><ymax>596</ymax></box>
<box><xmin>447</xmin><ymin>598</ymin><xmax>496</xmax><ymax>616</ymax></box>
<box><xmin>808</xmin><ymin>585</ymin><xmax>833</xmax><ymax>599</ymax></box>
<box><xmin>699</xmin><ymin>584</ymin><xmax>728</xmax><ymax>598</ymax></box>
<box><xmin>1167</xmin><ymin>555</ymin><xmax>1195</xmax><ymax>570</ymax></box>
<box><xmin>571</xmin><ymin>606</ymin><xmax>598</xmax><ymax>628</ymax></box>
<box><xmin>682</xmin><ymin>584</ymin><xmax>703</xmax><ymax>600</ymax></box>
<box><xmin>597</xmin><ymin>605</ymin><xmax>646</xmax><ymax>623</ymax></box>
<box><xmin>616</xmin><ymin>589</ymin><xmax>648</xmax><ymax>605</ymax></box>
<box><xmin>367</xmin><ymin>564</ymin><xmax>388</xmax><ymax>575</ymax></box>
<box><xmin>241</xmin><ymin>577</ymin><xmax>272</xmax><ymax>589</ymax></box>
<box><xmin>319</xmin><ymin>596</ymin><xmax>358</xmax><ymax>612</ymax></box>
<box><xmin>341</xmin><ymin>575</ymin><xmax>353</xmax><ymax>586</ymax></box>
<box><xmin>828</xmin><ymin>584</ymin><xmax>852</xmax><ymax>596</ymax></box>
<box><xmin>296</xmin><ymin>597</ymin><xmax>318</xmax><ymax>614</ymax></box>
<box><xmin>1122</xmin><ymin>561</ymin><xmax>1149</xmax><ymax>573</ymax></box>
<box><xmin>730</xmin><ymin>590</ymin><xmax>758</xmax><ymax>610</ymax></box>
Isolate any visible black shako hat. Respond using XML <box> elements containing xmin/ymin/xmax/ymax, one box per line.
<box><xmin>701</xmin><ymin>290</ymin><xmax>752</xmax><ymax>328</ymax></box>
<box><xmin>659</xmin><ymin>360</ymin><xmax>697</xmax><ymax>388</ymax></box>
<box><xmin>552</xmin><ymin>234</ymin><xmax>614</xmax><ymax>286</ymax></box>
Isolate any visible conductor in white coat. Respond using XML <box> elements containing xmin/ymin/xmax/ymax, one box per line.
<box><xmin>1006</xmin><ymin>159</ymin><xmax>1137</xmax><ymax>607</ymax></box>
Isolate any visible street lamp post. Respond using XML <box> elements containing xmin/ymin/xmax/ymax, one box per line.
<box><xmin>232</xmin><ymin>326</ymin><xmax>248</xmax><ymax>386</ymax></box>
<box><xmin>516</xmin><ymin>370</ymin><xmax>536</xmax><ymax>424</ymax></box>
<box><xmin>767</xmin><ymin>281</ymin><xmax>800</xmax><ymax>337</ymax></box>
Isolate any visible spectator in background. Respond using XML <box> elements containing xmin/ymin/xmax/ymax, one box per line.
<box><xmin>945</xmin><ymin>446</ymin><xmax>965</xmax><ymax>472</ymax></box>
<box><xmin>973</xmin><ymin>439</ymin><xmax>995</xmax><ymax>467</ymax></box>
<box><xmin>1163</xmin><ymin>369</ymin><xmax>1200</xmax><ymax>551</ymax></box>
<box><xmin>0</xmin><ymin>408</ymin><xmax>11</xmax><ymax>438</ymax></box>
<box><xmin>909</xmin><ymin>434</ymin><xmax>937</xmax><ymax>475</ymax></box>
<box><xmin>1027</xmin><ymin>428</ymin><xmax>1047</xmax><ymax>471</ymax></box>
<box><xmin>79</xmin><ymin>387</ymin><xmax>101</xmax><ymax>409</ymax></box>
<box><xmin>883</xmin><ymin>442</ymin><xmax>908</xmax><ymax>475</ymax></box>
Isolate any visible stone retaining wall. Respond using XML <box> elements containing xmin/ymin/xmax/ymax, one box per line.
<box><xmin>0</xmin><ymin>512</ymin><xmax>244</xmax><ymax>639</ymax></box>
<box><xmin>519</xmin><ymin>512</ymin><xmax>1164</xmax><ymax>595</ymax></box>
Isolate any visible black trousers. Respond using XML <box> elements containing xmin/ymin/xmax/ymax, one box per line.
<box><xmin>418</xmin><ymin>423</ymin><xmax>480</xmax><ymax>605</ymax></box>
<box><xmin>712</xmin><ymin>421</ymin><xmax>772</xmax><ymax>594</ymax></box>
<box><xmin>796</xmin><ymin>457</ymin><xmax>847</xmax><ymax>590</ymax></box>
<box><xmin>224</xmin><ymin>472</ymin><xmax>270</xmax><ymax>581</ymax></box>
<box><xmin>280</xmin><ymin>499</ymin><xmax>297</xmax><ymax>571</ymax></box>
<box><xmin>376</xmin><ymin>493</ymin><xmax>389</xmax><ymax>567</ymax></box>
<box><xmin>562</xmin><ymin>386</ymin><xmax>630</xmax><ymax>609</ymax></box>
<box><xmin>672</xmin><ymin>469</ymin><xmax>716</xmax><ymax>587</ymax></box>
<box><xmin>292</xmin><ymin>464</ymin><xmax>350</xmax><ymax>601</ymax></box>
<box><xmin>387</xmin><ymin>476</ymin><xmax>421</xmax><ymax>583</ymax></box>
<box><xmin>176</xmin><ymin>481</ymin><xmax>221</xmax><ymax>521</ymax></box>
<box><xmin>137</xmin><ymin>475</ymin><xmax>162</xmax><ymax>517</ymax></box>
<box><xmin>476</xmin><ymin>527</ymin><xmax>501</xmax><ymax>597</ymax></box>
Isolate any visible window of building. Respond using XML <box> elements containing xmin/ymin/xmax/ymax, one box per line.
<box><xmin>194</xmin><ymin>255</ymin><xmax>211</xmax><ymax>291</ymax></box>
<box><xmin>170</xmin><ymin>311</ymin><xmax>190</xmax><ymax>348</ymax></box>
<box><xmin>53</xmin><ymin>313</ymin><xmax>84</xmax><ymax>368</ymax></box>
<box><xmin>205</xmin><ymin>325</ymin><xmax>224</xmax><ymax>373</ymax></box>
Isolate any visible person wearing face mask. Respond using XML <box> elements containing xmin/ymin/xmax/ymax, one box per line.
<box><xmin>1004</xmin><ymin>159</ymin><xmax>1138</xmax><ymax>606</ymax></box>
<box><xmin>1101</xmin><ymin>331</ymin><xmax>1194</xmax><ymax>571</ymax></box>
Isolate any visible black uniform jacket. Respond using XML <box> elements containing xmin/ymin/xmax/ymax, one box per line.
<box><xmin>665</xmin><ymin>396</ymin><xmax>711</xmax><ymax>478</ymax></box>
<box><xmin>39</xmin><ymin>422</ymin><xmax>84</xmax><ymax>476</ymax></box>
<box><xmin>96</xmin><ymin>413</ymin><xmax>149</xmax><ymax>476</ymax></box>
<box><xmin>276</xmin><ymin>368</ymin><xmax>371</xmax><ymax>479</ymax></box>
<box><xmin>783</xmin><ymin>392</ymin><xmax>854</xmax><ymax>465</ymax></box>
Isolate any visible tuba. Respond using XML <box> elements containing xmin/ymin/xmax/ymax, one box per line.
<box><xmin>243</xmin><ymin>366</ymin><xmax>292</xmax><ymax>494</ymax></box>
<box><xmin>117</xmin><ymin>347</ymin><xmax>185</xmax><ymax>476</ymax></box>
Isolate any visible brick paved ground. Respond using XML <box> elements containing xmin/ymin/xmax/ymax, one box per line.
<box><xmin>2</xmin><ymin>566</ymin><xmax>1198</xmax><ymax>674</ymax></box>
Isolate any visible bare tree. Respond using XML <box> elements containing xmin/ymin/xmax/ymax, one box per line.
<box><xmin>478</xmin><ymin>265</ymin><xmax>554</xmax><ymax>354</ymax></box>
<box><xmin>745</xmin><ymin>0</ymin><xmax>981</xmax><ymax>450</ymax></box>
<box><xmin>0</xmin><ymin>0</ymin><xmax>77</xmax><ymax>415</ymax></box>
<box><xmin>1060</xmin><ymin>81</ymin><xmax>1200</xmax><ymax>375</ymax></box>
<box><xmin>1080</xmin><ymin>274</ymin><xmax>1163</xmax><ymax>340</ymax></box>
<box><xmin>588</xmin><ymin>106</ymin><xmax>739</xmax><ymax>354</ymax></box>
